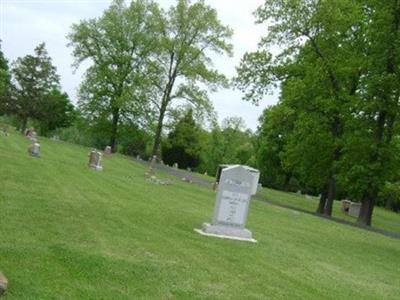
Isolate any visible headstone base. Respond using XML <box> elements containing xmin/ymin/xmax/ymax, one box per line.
<box><xmin>195</xmin><ymin>223</ymin><xmax>257</xmax><ymax>243</ymax></box>
<box><xmin>90</xmin><ymin>165</ymin><xmax>103</xmax><ymax>171</ymax></box>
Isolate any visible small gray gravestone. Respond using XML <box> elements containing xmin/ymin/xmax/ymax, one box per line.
<box><xmin>348</xmin><ymin>202</ymin><xmax>361</xmax><ymax>217</ymax></box>
<box><xmin>104</xmin><ymin>145</ymin><xmax>112</xmax><ymax>155</ymax></box>
<box><xmin>88</xmin><ymin>150</ymin><xmax>103</xmax><ymax>171</ymax></box>
<box><xmin>196</xmin><ymin>165</ymin><xmax>258</xmax><ymax>242</ymax></box>
<box><xmin>28</xmin><ymin>140</ymin><xmax>40</xmax><ymax>157</ymax></box>
<box><xmin>341</xmin><ymin>200</ymin><xmax>352</xmax><ymax>213</ymax></box>
<box><xmin>173</xmin><ymin>162</ymin><xmax>178</xmax><ymax>169</ymax></box>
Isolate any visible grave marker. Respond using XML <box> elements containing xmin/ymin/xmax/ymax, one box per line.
<box><xmin>348</xmin><ymin>202</ymin><xmax>361</xmax><ymax>217</ymax></box>
<box><xmin>104</xmin><ymin>145</ymin><xmax>112</xmax><ymax>155</ymax></box>
<box><xmin>196</xmin><ymin>165</ymin><xmax>258</xmax><ymax>242</ymax></box>
<box><xmin>341</xmin><ymin>200</ymin><xmax>361</xmax><ymax>217</ymax></box>
<box><xmin>88</xmin><ymin>150</ymin><xmax>103</xmax><ymax>171</ymax></box>
<box><xmin>28</xmin><ymin>140</ymin><xmax>40</xmax><ymax>157</ymax></box>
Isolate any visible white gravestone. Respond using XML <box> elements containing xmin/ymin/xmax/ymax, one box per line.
<box><xmin>88</xmin><ymin>150</ymin><xmax>103</xmax><ymax>171</ymax></box>
<box><xmin>196</xmin><ymin>165</ymin><xmax>258</xmax><ymax>242</ymax></box>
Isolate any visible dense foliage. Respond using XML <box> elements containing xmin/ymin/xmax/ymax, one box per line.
<box><xmin>4</xmin><ymin>43</ymin><xmax>75</xmax><ymax>135</ymax></box>
<box><xmin>236</xmin><ymin>0</ymin><xmax>400</xmax><ymax>222</ymax></box>
<box><xmin>0</xmin><ymin>43</ymin><xmax>11</xmax><ymax>115</ymax></box>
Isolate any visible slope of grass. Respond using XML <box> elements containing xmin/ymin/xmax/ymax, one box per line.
<box><xmin>0</xmin><ymin>131</ymin><xmax>399</xmax><ymax>299</ymax></box>
<box><xmin>258</xmin><ymin>188</ymin><xmax>400</xmax><ymax>234</ymax></box>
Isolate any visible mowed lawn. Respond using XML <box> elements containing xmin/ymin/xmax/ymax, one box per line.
<box><xmin>257</xmin><ymin>188</ymin><xmax>400</xmax><ymax>234</ymax></box>
<box><xmin>0</xmin><ymin>132</ymin><xmax>400</xmax><ymax>299</ymax></box>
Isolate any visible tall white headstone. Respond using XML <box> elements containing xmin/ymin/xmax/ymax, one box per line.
<box><xmin>196</xmin><ymin>165</ymin><xmax>258</xmax><ymax>242</ymax></box>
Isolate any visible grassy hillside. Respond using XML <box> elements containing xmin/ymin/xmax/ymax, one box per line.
<box><xmin>0</xmin><ymin>131</ymin><xmax>399</xmax><ymax>299</ymax></box>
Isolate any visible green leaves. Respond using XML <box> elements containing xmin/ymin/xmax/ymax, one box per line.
<box><xmin>0</xmin><ymin>42</ymin><xmax>11</xmax><ymax>115</ymax></box>
<box><xmin>11</xmin><ymin>43</ymin><xmax>69</xmax><ymax>132</ymax></box>
<box><xmin>149</xmin><ymin>0</ymin><xmax>233</xmax><ymax>155</ymax></box>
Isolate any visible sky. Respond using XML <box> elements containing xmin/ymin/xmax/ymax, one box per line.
<box><xmin>0</xmin><ymin>0</ymin><xmax>279</xmax><ymax>131</ymax></box>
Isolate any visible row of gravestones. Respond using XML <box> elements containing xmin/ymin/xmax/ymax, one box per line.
<box><xmin>23</xmin><ymin>129</ymin><xmax>362</xmax><ymax>241</ymax></box>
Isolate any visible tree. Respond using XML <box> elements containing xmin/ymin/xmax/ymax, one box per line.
<box><xmin>162</xmin><ymin>108</ymin><xmax>201</xmax><ymax>169</ymax></box>
<box><xmin>149</xmin><ymin>0</ymin><xmax>233</xmax><ymax>157</ymax></box>
<box><xmin>12</xmin><ymin>43</ymin><xmax>61</xmax><ymax>131</ymax></box>
<box><xmin>0</xmin><ymin>42</ymin><xmax>11</xmax><ymax>115</ymax></box>
<box><xmin>196</xmin><ymin>116</ymin><xmax>255</xmax><ymax>175</ymax></box>
<box><xmin>36</xmin><ymin>89</ymin><xmax>76</xmax><ymax>135</ymax></box>
<box><xmin>68</xmin><ymin>0</ymin><xmax>161</xmax><ymax>152</ymax></box>
<box><xmin>236</xmin><ymin>0</ymin><xmax>363</xmax><ymax>216</ymax></box>
<box><xmin>257</xmin><ymin>104</ymin><xmax>296</xmax><ymax>191</ymax></box>
<box><xmin>338</xmin><ymin>0</ymin><xmax>400</xmax><ymax>225</ymax></box>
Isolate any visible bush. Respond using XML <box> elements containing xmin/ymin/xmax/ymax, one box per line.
<box><xmin>53</xmin><ymin>124</ymin><xmax>94</xmax><ymax>147</ymax></box>
<box><xmin>117</xmin><ymin>125</ymin><xmax>152</xmax><ymax>159</ymax></box>
<box><xmin>378</xmin><ymin>182</ymin><xmax>400</xmax><ymax>212</ymax></box>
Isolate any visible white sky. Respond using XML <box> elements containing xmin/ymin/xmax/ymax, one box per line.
<box><xmin>0</xmin><ymin>0</ymin><xmax>278</xmax><ymax>131</ymax></box>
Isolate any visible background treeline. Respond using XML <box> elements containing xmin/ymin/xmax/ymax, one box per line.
<box><xmin>0</xmin><ymin>0</ymin><xmax>255</xmax><ymax>176</ymax></box>
<box><xmin>1</xmin><ymin>0</ymin><xmax>400</xmax><ymax>224</ymax></box>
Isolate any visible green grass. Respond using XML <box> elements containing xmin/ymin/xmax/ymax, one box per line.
<box><xmin>257</xmin><ymin>188</ymin><xmax>400</xmax><ymax>234</ymax></box>
<box><xmin>1</xmin><ymin>131</ymin><xmax>400</xmax><ymax>299</ymax></box>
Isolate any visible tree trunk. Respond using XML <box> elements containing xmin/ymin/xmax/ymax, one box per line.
<box><xmin>323</xmin><ymin>176</ymin><xmax>335</xmax><ymax>216</ymax></box>
<box><xmin>151</xmin><ymin>101</ymin><xmax>168</xmax><ymax>157</ymax></box>
<box><xmin>109</xmin><ymin>107</ymin><xmax>120</xmax><ymax>153</ymax></box>
<box><xmin>282</xmin><ymin>173</ymin><xmax>292</xmax><ymax>191</ymax></box>
<box><xmin>20</xmin><ymin>116</ymin><xmax>28</xmax><ymax>133</ymax></box>
<box><xmin>316</xmin><ymin>184</ymin><xmax>328</xmax><ymax>214</ymax></box>
<box><xmin>357</xmin><ymin>191</ymin><xmax>376</xmax><ymax>226</ymax></box>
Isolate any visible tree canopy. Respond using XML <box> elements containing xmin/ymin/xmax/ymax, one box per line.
<box><xmin>149</xmin><ymin>0</ymin><xmax>233</xmax><ymax>157</ymax></box>
<box><xmin>68</xmin><ymin>0</ymin><xmax>161</xmax><ymax>151</ymax></box>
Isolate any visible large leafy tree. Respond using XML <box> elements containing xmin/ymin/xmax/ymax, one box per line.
<box><xmin>68</xmin><ymin>0</ymin><xmax>160</xmax><ymax>152</ymax></box>
<box><xmin>236</xmin><ymin>0</ymin><xmax>363</xmax><ymax>216</ymax></box>
<box><xmin>149</xmin><ymin>0</ymin><xmax>233</xmax><ymax>157</ymax></box>
<box><xmin>12</xmin><ymin>43</ymin><xmax>62</xmax><ymax>131</ymax></box>
<box><xmin>339</xmin><ymin>0</ymin><xmax>400</xmax><ymax>225</ymax></box>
